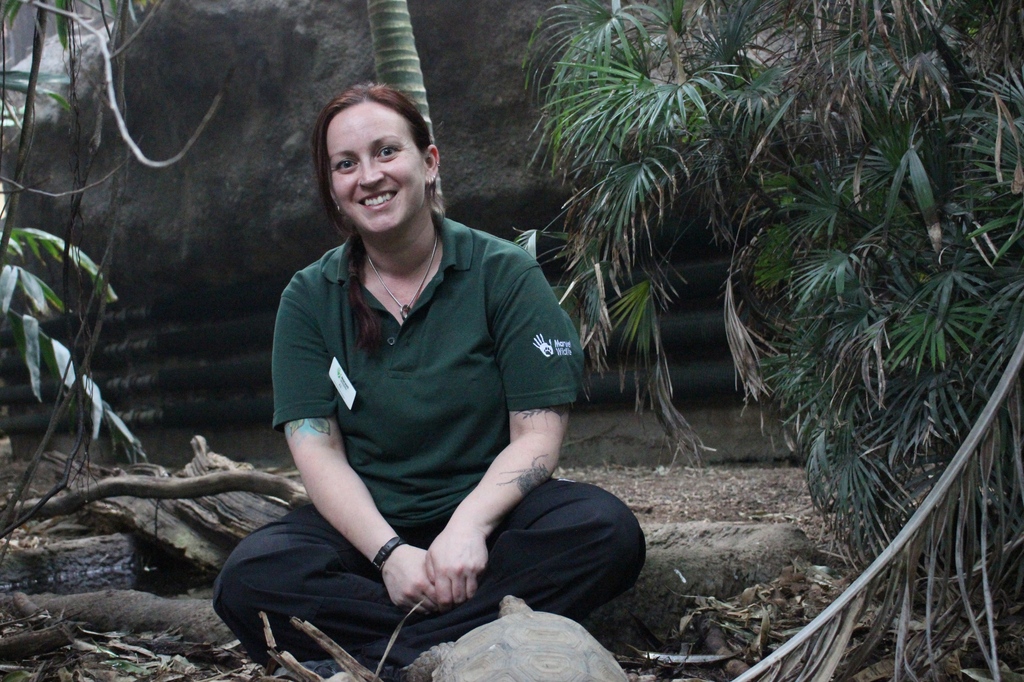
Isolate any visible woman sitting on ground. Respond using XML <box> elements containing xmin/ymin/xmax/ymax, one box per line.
<box><xmin>213</xmin><ymin>82</ymin><xmax>645</xmax><ymax>681</ymax></box>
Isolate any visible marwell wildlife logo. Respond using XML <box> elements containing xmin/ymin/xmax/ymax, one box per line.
<box><xmin>533</xmin><ymin>334</ymin><xmax>573</xmax><ymax>357</ymax></box>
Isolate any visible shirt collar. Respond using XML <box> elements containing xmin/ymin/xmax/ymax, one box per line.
<box><xmin>320</xmin><ymin>218</ymin><xmax>473</xmax><ymax>283</ymax></box>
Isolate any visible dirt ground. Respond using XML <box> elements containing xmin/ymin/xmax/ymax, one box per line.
<box><xmin>560</xmin><ymin>463</ymin><xmax>831</xmax><ymax>547</ymax></box>
<box><xmin>0</xmin><ymin>459</ymin><xmax>838</xmax><ymax>681</ymax></box>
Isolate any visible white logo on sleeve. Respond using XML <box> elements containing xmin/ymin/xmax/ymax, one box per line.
<box><xmin>533</xmin><ymin>334</ymin><xmax>573</xmax><ymax>357</ymax></box>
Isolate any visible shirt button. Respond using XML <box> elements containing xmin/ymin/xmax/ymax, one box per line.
<box><xmin>387</xmin><ymin>336</ymin><xmax>396</xmax><ymax>346</ymax></box>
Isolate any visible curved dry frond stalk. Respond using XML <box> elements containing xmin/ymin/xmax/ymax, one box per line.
<box><xmin>733</xmin><ymin>324</ymin><xmax>1024</xmax><ymax>682</ymax></box>
<box><xmin>647</xmin><ymin>347</ymin><xmax>704</xmax><ymax>464</ymax></box>
<box><xmin>25</xmin><ymin>0</ymin><xmax>227</xmax><ymax>169</ymax></box>
<box><xmin>724</xmin><ymin>269</ymin><xmax>770</xmax><ymax>402</ymax></box>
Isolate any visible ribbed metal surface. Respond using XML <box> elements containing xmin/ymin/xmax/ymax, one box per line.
<box><xmin>1</xmin><ymin>258</ymin><xmax>736</xmax><ymax>436</ymax></box>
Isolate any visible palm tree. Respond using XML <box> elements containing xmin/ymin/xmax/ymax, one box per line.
<box><xmin>366</xmin><ymin>0</ymin><xmax>432</xmax><ymax>134</ymax></box>
<box><xmin>530</xmin><ymin>0</ymin><xmax>1024</xmax><ymax>678</ymax></box>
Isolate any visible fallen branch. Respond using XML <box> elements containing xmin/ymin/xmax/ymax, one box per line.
<box><xmin>0</xmin><ymin>623</ymin><xmax>74</xmax><ymax>659</ymax></box>
<box><xmin>1</xmin><ymin>437</ymin><xmax>306</xmax><ymax>572</ymax></box>
<box><xmin>12</xmin><ymin>592</ymin><xmax>45</xmax><ymax>619</ymax></box>
<box><xmin>0</xmin><ymin>592</ymin><xmax>77</xmax><ymax>660</ymax></box>
<box><xmin>290</xmin><ymin>617</ymin><xmax>378</xmax><ymax>682</ymax></box>
<box><xmin>697</xmin><ymin>615</ymin><xmax>751</xmax><ymax>678</ymax></box>
<box><xmin>0</xmin><ymin>534</ymin><xmax>137</xmax><ymax>594</ymax></box>
<box><xmin>11</xmin><ymin>468</ymin><xmax>308</xmax><ymax>520</ymax></box>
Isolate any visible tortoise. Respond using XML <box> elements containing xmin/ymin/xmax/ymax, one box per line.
<box><xmin>403</xmin><ymin>595</ymin><xmax>628</xmax><ymax>682</ymax></box>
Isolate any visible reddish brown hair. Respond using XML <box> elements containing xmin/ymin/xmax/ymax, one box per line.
<box><xmin>310</xmin><ymin>83</ymin><xmax>443</xmax><ymax>351</ymax></box>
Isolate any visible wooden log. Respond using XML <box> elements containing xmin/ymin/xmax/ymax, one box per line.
<box><xmin>0</xmin><ymin>533</ymin><xmax>138</xmax><ymax>595</ymax></box>
<box><xmin>0</xmin><ymin>590</ymin><xmax>234</xmax><ymax>644</ymax></box>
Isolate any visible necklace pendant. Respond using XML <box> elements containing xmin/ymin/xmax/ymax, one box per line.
<box><xmin>400</xmin><ymin>305</ymin><xmax>411</xmax><ymax>320</ymax></box>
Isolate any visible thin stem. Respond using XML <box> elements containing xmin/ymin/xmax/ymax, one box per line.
<box><xmin>0</xmin><ymin>7</ymin><xmax>47</xmax><ymax>266</ymax></box>
<box><xmin>23</xmin><ymin>0</ymin><xmax>229</xmax><ymax>169</ymax></box>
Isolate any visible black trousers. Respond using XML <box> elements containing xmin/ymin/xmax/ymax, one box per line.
<box><xmin>213</xmin><ymin>479</ymin><xmax>645</xmax><ymax>668</ymax></box>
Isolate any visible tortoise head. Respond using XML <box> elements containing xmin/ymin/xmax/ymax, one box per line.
<box><xmin>498</xmin><ymin>595</ymin><xmax>532</xmax><ymax>617</ymax></box>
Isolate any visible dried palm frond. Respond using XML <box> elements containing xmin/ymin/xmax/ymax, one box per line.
<box><xmin>724</xmin><ymin>270</ymin><xmax>771</xmax><ymax>403</ymax></box>
<box><xmin>733</xmin><ymin>327</ymin><xmax>1024</xmax><ymax>682</ymax></box>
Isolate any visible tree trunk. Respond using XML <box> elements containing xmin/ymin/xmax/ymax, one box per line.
<box><xmin>366</xmin><ymin>0</ymin><xmax>433</xmax><ymax>136</ymax></box>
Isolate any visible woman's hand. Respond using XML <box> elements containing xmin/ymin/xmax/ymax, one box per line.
<box><xmin>424</xmin><ymin>523</ymin><xmax>489</xmax><ymax>612</ymax></box>
<box><xmin>381</xmin><ymin>545</ymin><xmax>438</xmax><ymax>612</ymax></box>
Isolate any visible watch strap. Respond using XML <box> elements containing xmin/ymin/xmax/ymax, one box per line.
<box><xmin>372</xmin><ymin>536</ymin><xmax>407</xmax><ymax>571</ymax></box>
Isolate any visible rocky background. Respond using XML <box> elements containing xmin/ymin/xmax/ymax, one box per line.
<box><xmin>5</xmin><ymin>0</ymin><xmax>787</xmax><ymax>466</ymax></box>
<box><xmin>14</xmin><ymin>0</ymin><xmax>566</xmax><ymax>303</ymax></box>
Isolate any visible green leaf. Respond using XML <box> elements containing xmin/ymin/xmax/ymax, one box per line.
<box><xmin>48</xmin><ymin>91</ymin><xmax>71</xmax><ymax>111</ymax></box>
<box><xmin>12</xmin><ymin>229</ymin><xmax>117</xmax><ymax>302</ymax></box>
<box><xmin>2</xmin><ymin>0</ymin><xmax>22</xmax><ymax>22</ymax></box>
<box><xmin>2</xmin><ymin>671</ymin><xmax>36</xmax><ymax>682</ymax></box>
<box><xmin>50</xmin><ymin>338</ymin><xmax>77</xmax><ymax>389</ymax></box>
<box><xmin>21</xmin><ymin>314</ymin><xmax>42</xmax><ymax>402</ymax></box>
<box><xmin>55</xmin><ymin>0</ymin><xmax>70</xmax><ymax>49</ymax></box>
<box><xmin>108</xmin><ymin>660</ymin><xmax>148</xmax><ymax>674</ymax></box>
<box><xmin>0</xmin><ymin>70</ymin><xmax>70</xmax><ymax>94</ymax></box>
<box><xmin>104</xmin><ymin>405</ymin><xmax>147</xmax><ymax>463</ymax></box>
<box><xmin>0</xmin><ymin>265</ymin><xmax>17</xmax><ymax>314</ymax></box>
<box><xmin>16</xmin><ymin>267</ymin><xmax>50</xmax><ymax>315</ymax></box>
<box><xmin>905</xmin><ymin>146</ymin><xmax>937</xmax><ymax>221</ymax></box>
<box><xmin>82</xmin><ymin>375</ymin><xmax>104</xmax><ymax>440</ymax></box>
<box><xmin>609</xmin><ymin>278</ymin><xmax>657</xmax><ymax>358</ymax></box>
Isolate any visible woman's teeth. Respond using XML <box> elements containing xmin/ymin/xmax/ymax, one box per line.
<box><xmin>363</xmin><ymin>193</ymin><xmax>394</xmax><ymax>207</ymax></box>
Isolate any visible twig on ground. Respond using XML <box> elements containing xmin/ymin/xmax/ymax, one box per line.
<box><xmin>697</xmin><ymin>615</ymin><xmax>751</xmax><ymax>677</ymax></box>
<box><xmin>289</xmin><ymin>618</ymin><xmax>379</xmax><ymax>682</ymax></box>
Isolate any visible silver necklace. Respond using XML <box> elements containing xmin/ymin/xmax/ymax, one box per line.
<box><xmin>366</xmin><ymin>232</ymin><xmax>438</xmax><ymax>321</ymax></box>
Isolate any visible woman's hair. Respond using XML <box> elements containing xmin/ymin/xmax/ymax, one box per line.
<box><xmin>310</xmin><ymin>83</ymin><xmax>444</xmax><ymax>351</ymax></box>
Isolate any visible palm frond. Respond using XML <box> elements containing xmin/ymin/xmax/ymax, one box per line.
<box><xmin>735</xmin><ymin>325</ymin><xmax>1024</xmax><ymax>682</ymax></box>
<box><xmin>724</xmin><ymin>269</ymin><xmax>770</xmax><ymax>402</ymax></box>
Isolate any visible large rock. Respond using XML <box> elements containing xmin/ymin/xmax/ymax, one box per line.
<box><xmin>15</xmin><ymin>0</ymin><xmax>566</xmax><ymax>302</ymax></box>
<box><xmin>585</xmin><ymin>522</ymin><xmax>818</xmax><ymax>652</ymax></box>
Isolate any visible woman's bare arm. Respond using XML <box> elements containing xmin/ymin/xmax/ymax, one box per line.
<box><xmin>424</xmin><ymin>405</ymin><xmax>569</xmax><ymax>610</ymax></box>
<box><xmin>285</xmin><ymin>416</ymin><xmax>437</xmax><ymax>610</ymax></box>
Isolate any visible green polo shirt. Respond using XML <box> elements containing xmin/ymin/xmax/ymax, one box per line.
<box><xmin>272</xmin><ymin>219</ymin><xmax>583</xmax><ymax>526</ymax></box>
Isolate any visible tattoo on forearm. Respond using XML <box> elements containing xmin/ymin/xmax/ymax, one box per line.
<box><xmin>285</xmin><ymin>418</ymin><xmax>331</xmax><ymax>439</ymax></box>
<box><xmin>499</xmin><ymin>455</ymin><xmax>552</xmax><ymax>495</ymax></box>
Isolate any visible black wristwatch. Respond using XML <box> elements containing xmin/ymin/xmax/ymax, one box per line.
<box><xmin>372</xmin><ymin>536</ymin><xmax>407</xmax><ymax>571</ymax></box>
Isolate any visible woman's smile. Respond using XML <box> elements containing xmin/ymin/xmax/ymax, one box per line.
<box><xmin>362</xmin><ymin>192</ymin><xmax>395</xmax><ymax>207</ymax></box>
<box><xmin>326</xmin><ymin>101</ymin><xmax>438</xmax><ymax>242</ymax></box>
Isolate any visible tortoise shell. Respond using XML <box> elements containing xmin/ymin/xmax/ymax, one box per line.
<box><xmin>423</xmin><ymin>595</ymin><xmax>627</xmax><ymax>682</ymax></box>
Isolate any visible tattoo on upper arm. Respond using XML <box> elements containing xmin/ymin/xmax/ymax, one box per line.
<box><xmin>285</xmin><ymin>418</ymin><xmax>331</xmax><ymax>439</ymax></box>
<box><xmin>514</xmin><ymin>405</ymin><xmax>569</xmax><ymax>421</ymax></box>
<box><xmin>499</xmin><ymin>455</ymin><xmax>552</xmax><ymax>495</ymax></box>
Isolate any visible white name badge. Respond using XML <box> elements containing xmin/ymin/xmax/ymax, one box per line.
<box><xmin>329</xmin><ymin>357</ymin><xmax>357</xmax><ymax>410</ymax></box>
